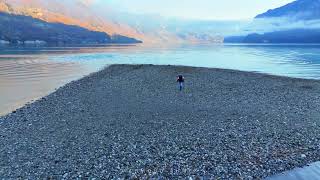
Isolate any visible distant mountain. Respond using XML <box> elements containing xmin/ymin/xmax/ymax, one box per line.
<box><xmin>256</xmin><ymin>0</ymin><xmax>320</xmax><ymax>20</ymax></box>
<box><xmin>0</xmin><ymin>0</ymin><xmax>145</xmax><ymax>43</ymax></box>
<box><xmin>241</xmin><ymin>29</ymin><xmax>320</xmax><ymax>43</ymax></box>
<box><xmin>223</xmin><ymin>36</ymin><xmax>246</xmax><ymax>43</ymax></box>
<box><xmin>0</xmin><ymin>12</ymin><xmax>108</xmax><ymax>45</ymax></box>
<box><xmin>0</xmin><ymin>0</ymin><xmax>224</xmax><ymax>44</ymax></box>
<box><xmin>225</xmin><ymin>0</ymin><xmax>320</xmax><ymax>43</ymax></box>
<box><xmin>110</xmin><ymin>34</ymin><xmax>142</xmax><ymax>44</ymax></box>
<box><xmin>0</xmin><ymin>12</ymin><xmax>141</xmax><ymax>45</ymax></box>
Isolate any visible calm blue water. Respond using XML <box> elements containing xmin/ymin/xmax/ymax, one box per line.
<box><xmin>1</xmin><ymin>44</ymin><xmax>320</xmax><ymax>115</ymax></box>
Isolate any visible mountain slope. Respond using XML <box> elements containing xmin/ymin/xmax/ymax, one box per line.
<box><xmin>0</xmin><ymin>11</ymin><xmax>142</xmax><ymax>45</ymax></box>
<box><xmin>256</xmin><ymin>0</ymin><xmax>320</xmax><ymax>20</ymax></box>
<box><xmin>0</xmin><ymin>0</ymin><xmax>224</xmax><ymax>43</ymax></box>
<box><xmin>0</xmin><ymin>0</ymin><xmax>146</xmax><ymax>42</ymax></box>
<box><xmin>0</xmin><ymin>12</ymin><xmax>112</xmax><ymax>45</ymax></box>
<box><xmin>225</xmin><ymin>0</ymin><xmax>320</xmax><ymax>43</ymax></box>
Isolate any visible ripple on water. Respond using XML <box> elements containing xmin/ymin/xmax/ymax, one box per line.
<box><xmin>0</xmin><ymin>56</ymin><xmax>89</xmax><ymax>116</ymax></box>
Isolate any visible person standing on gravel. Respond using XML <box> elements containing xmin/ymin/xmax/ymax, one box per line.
<box><xmin>177</xmin><ymin>75</ymin><xmax>185</xmax><ymax>91</ymax></box>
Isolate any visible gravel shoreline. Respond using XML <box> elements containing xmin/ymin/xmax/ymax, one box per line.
<box><xmin>1</xmin><ymin>64</ymin><xmax>320</xmax><ymax>179</ymax></box>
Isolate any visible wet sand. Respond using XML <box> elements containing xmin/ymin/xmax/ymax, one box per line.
<box><xmin>1</xmin><ymin>64</ymin><xmax>320</xmax><ymax>179</ymax></box>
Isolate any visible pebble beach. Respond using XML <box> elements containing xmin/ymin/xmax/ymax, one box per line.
<box><xmin>1</xmin><ymin>64</ymin><xmax>320</xmax><ymax>179</ymax></box>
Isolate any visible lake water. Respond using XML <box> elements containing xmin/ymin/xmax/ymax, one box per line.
<box><xmin>1</xmin><ymin>44</ymin><xmax>320</xmax><ymax>115</ymax></box>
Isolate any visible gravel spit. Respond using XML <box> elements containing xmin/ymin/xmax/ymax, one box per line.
<box><xmin>1</xmin><ymin>64</ymin><xmax>320</xmax><ymax>179</ymax></box>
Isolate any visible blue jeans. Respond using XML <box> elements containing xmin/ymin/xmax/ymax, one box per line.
<box><xmin>179</xmin><ymin>82</ymin><xmax>184</xmax><ymax>91</ymax></box>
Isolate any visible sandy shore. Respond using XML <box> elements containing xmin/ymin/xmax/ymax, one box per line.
<box><xmin>1</xmin><ymin>64</ymin><xmax>320</xmax><ymax>179</ymax></box>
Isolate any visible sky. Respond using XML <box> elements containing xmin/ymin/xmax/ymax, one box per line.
<box><xmin>102</xmin><ymin>0</ymin><xmax>296</xmax><ymax>20</ymax></box>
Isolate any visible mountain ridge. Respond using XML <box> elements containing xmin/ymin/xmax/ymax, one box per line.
<box><xmin>255</xmin><ymin>0</ymin><xmax>320</xmax><ymax>20</ymax></box>
<box><xmin>0</xmin><ymin>11</ymin><xmax>142</xmax><ymax>45</ymax></box>
<box><xmin>225</xmin><ymin>0</ymin><xmax>320</xmax><ymax>43</ymax></box>
<box><xmin>0</xmin><ymin>0</ymin><xmax>225</xmax><ymax>44</ymax></box>
<box><xmin>0</xmin><ymin>0</ymin><xmax>147</xmax><ymax>42</ymax></box>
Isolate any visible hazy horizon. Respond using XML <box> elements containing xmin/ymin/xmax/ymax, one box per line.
<box><xmin>99</xmin><ymin>0</ymin><xmax>295</xmax><ymax>20</ymax></box>
<box><xmin>0</xmin><ymin>0</ymin><xmax>318</xmax><ymax>42</ymax></box>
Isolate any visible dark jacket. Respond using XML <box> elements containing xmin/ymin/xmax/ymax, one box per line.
<box><xmin>177</xmin><ymin>75</ymin><xmax>184</xmax><ymax>83</ymax></box>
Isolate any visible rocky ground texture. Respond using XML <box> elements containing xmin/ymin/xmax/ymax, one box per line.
<box><xmin>1</xmin><ymin>64</ymin><xmax>320</xmax><ymax>179</ymax></box>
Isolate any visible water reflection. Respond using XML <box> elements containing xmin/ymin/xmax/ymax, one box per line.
<box><xmin>0</xmin><ymin>56</ymin><xmax>87</xmax><ymax>115</ymax></box>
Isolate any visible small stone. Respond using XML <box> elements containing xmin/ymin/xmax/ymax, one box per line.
<box><xmin>63</xmin><ymin>173</ymin><xmax>69</xmax><ymax>178</ymax></box>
